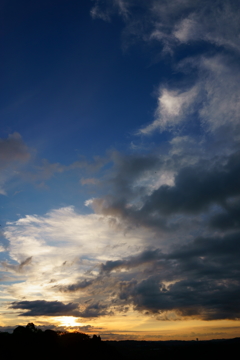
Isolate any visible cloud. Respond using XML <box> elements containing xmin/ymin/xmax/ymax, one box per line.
<box><xmin>81</xmin><ymin>178</ymin><xmax>99</xmax><ymax>185</ymax></box>
<box><xmin>0</xmin><ymin>0</ymin><xmax>239</xmax><ymax>334</ymax></box>
<box><xmin>2</xmin><ymin>1</ymin><xmax>240</xmax><ymax>326</ymax></box>
<box><xmin>173</xmin><ymin>17</ymin><xmax>200</xmax><ymax>43</ymax></box>
<box><xmin>112</xmin><ymin>232</ymin><xmax>240</xmax><ymax>320</ymax></box>
<box><xmin>21</xmin><ymin>155</ymin><xmax>107</xmax><ymax>185</ymax></box>
<box><xmin>9</xmin><ymin>297</ymin><xmax>111</xmax><ymax>319</ymax></box>
<box><xmin>79</xmin><ymin>302</ymin><xmax>110</xmax><ymax>318</ymax></box>
<box><xmin>68</xmin><ymin>137</ymin><xmax>240</xmax><ymax>321</ymax></box>
<box><xmin>138</xmin><ymin>54</ymin><xmax>240</xmax><ymax>137</ymax></box>
<box><xmin>1</xmin><ymin>256</ymin><xmax>32</xmax><ymax>273</ymax></box>
<box><xmin>91</xmin><ymin>0</ymin><xmax>129</xmax><ymax>21</ymax></box>
<box><xmin>139</xmin><ymin>86</ymin><xmax>198</xmax><ymax>134</ymax></box>
<box><xmin>198</xmin><ymin>55</ymin><xmax>240</xmax><ymax>134</ymax></box>
<box><xmin>91</xmin><ymin>1</ymin><xmax>240</xmax><ymax>139</ymax></box>
<box><xmin>0</xmin><ymin>132</ymin><xmax>30</xmax><ymax>167</ymax></box>
<box><xmin>2</xmin><ymin>192</ymin><xmax>240</xmax><ymax>322</ymax></box>
<box><xmin>86</xmin><ymin>148</ymin><xmax>240</xmax><ymax>237</ymax></box>
<box><xmin>171</xmin><ymin>1</ymin><xmax>240</xmax><ymax>51</ymax></box>
<box><xmin>140</xmin><ymin>150</ymin><xmax>240</xmax><ymax>216</ymax></box>
<box><xmin>59</xmin><ymin>279</ymin><xmax>93</xmax><ymax>292</ymax></box>
<box><xmin>9</xmin><ymin>300</ymin><xmax>81</xmax><ymax>317</ymax></box>
<box><xmin>91</xmin><ymin>0</ymin><xmax>240</xmax><ymax>52</ymax></box>
<box><xmin>209</xmin><ymin>201</ymin><xmax>240</xmax><ymax>231</ymax></box>
<box><xmin>100</xmin><ymin>249</ymin><xmax>162</xmax><ymax>273</ymax></box>
<box><xmin>120</xmin><ymin>275</ymin><xmax>240</xmax><ymax>320</ymax></box>
<box><xmin>0</xmin><ymin>131</ymin><xmax>107</xmax><ymax>193</ymax></box>
<box><xmin>2</xmin><ymin>206</ymin><xmax>150</xmax><ymax>318</ymax></box>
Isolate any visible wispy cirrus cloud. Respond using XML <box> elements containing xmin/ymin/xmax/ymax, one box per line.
<box><xmin>0</xmin><ymin>132</ymin><xmax>30</xmax><ymax>166</ymax></box>
<box><xmin>91</xmin><ymin>0</ymin><xmax>240</xmax><ymax>139</ymax></box>
<box><xmin>91</xmin><ymin>0</ymin><xmax>240</xmax><ymax>53</ymax></box>
<box><xmin>138</xmin><ymin>86</ymin><xmax>198</xmax><ymax>135</ymax></box>
<box><xmin>0</xmin><ymin>131</ymin><xmax>108</xmax><ymax>195</ymax></box>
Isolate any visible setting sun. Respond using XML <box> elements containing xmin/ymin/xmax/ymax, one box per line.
<box><xmin>57</xmin><ymin>317</ymin><xmax>83</xmax><ymax>328</ymax></box>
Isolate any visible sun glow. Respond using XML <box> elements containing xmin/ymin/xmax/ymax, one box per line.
<box><xmin>57</xmin><ymin>316</ymin><xmax>82</xmax><ymax>327</ymax></box>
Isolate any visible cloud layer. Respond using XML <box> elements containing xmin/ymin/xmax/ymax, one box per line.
<box><xmin>1</xmin><ymin>0</ymin><xmax>240</xmax><ymax>336</ymax></box>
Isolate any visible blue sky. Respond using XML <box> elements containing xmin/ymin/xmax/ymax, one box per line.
<box><xmin>1</xmin><ymin>0</ymin><xmax>240</xmax><ymax>340</ymax></box>
<box><xmin>1</xmin><ymin>0</ymin><xmax>169</xmax><ymax>217</ymax></box>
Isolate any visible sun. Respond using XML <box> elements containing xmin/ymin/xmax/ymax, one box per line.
<box><xmin>57</xmin><ymin>316</ymin><xmax>82</xmax><ymax>327</ymax></box>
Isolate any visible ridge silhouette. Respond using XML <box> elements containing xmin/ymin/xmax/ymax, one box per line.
<box><xmin>0</xmin><ymin>323</ymin><xmax>239</xmax><ymax>360</ymax></box>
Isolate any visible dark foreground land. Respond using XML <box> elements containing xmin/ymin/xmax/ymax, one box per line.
<box><xmin>0</xmin><ymin>324</ymin><xmax>239</xmax><ymax>360</ymax></box>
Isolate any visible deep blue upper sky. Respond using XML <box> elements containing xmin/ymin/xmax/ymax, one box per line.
<box><xmin>1</xmin><ymin>0</ymin><xmax>171</xmax><ymax>162</ymax></box>
<box><xmin>0</xmin><ymin>0</ymin><xmax>176</xmax><ymax>219</ymax></box>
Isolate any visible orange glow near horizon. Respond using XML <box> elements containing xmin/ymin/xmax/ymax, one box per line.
<box><xmin>50</xmin><ymin>312</ymin><xmax>240</xmax><ymax>341</ymax></box>
<box><xmin>1</xmin><ymin>311</ymin><xmax>240</xmax><ymax>340</ymax></box>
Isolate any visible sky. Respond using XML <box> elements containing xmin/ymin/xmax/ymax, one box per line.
<box><xmin>0</xmin><ymin>0</ymin><xmax>240</xmax><ymax>340</ymax></box>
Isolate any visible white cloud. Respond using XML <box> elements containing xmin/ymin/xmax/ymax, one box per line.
<box><xmin>138</xmin><ymin>54</ymin><xmax>240</xmax><ymax>137</ymax></box>
<box><xmin>91</xmin><ymin>1</ymin><xmax>240</xmax><ymax>139</ymax></box>
<box><xmin>90</xmin><ymin>0</ymin><xmax>129</xmax><ymax>21</ymax></box>
<box><xmin>90</xmin><ymin>4</ymin><xmax>110</xmax><ymax>22</ymax></box>
<box><xmin>2</xmin><ymin>206</ymin><xmax>149</xmax><ymax>304</ymax></box>
<box><xmin>81</xmin><ymin>178</ymin><xmax>99</xmax><ymax>185</ymax></box>
<box><xmin>92</xmin><ymin>0</ymin><xmax>240</xmax><ymax>52</ymax></box>
<box><xmin>85</xmin><ymin>198</ymin><xmax>95</xmax><ymax>206</ymax></box>
<box><xmin>139</xmin><ymin>86</ymin><xmax>198</xmax><ymax>134</ymax></box>
<box><xmin>173</xmin><ymin>17</ymin><xmax>200</xmax><ymax>43</ymax></box>
<box><xmin>134</xmin><ymin>170</ymin><xmax>175</xmax><ymax>193</ymax></box>
<box><xmin>198</xmin><ymin>56</ymin><xmax>240</xmax><ymax>133</ymax></box>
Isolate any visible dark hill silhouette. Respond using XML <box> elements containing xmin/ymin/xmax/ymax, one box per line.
<box><xmin>0</xmin><ymin>323</ymin><xmax>239</xmax><ymax>360</ymax></box>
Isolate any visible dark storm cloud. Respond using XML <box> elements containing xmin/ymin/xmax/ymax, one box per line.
<box><xmin>91</xmin><ymin>150</ymin><xmax>240</xmax><ymax>232</ymax></box>
<box><xmin>85</xmin><ymin>140</ymin><xmax>240</xmax><ymax>321</ymax></box>
<box><xmin>109</xmin><ymin>151</ymin><xmax>162</xmax><ymax>198</ymax></box>
<box><xmin>107</xmin><ymin>232</ymin><xmax>240</xmax><ymax>320</ymax></box>
<box><xmin>10</xmin><ymin>300</ymin><xmax>81</xmax><ymax>317</ymax></box>
<box><xmin>169</xmin><ymin>233</ymin><xmax>240</xmax><ymax>262</ymax></box>
<box><xmin>209</xmin><ymin>201</ymin><xmax>240</xmax><ymax>231</ymax></box>
<box><xmin>56</xmin><ymin>231</ymin><xmax>240</xmax><ymax>321</ymax></box>
<box><xmin>10</xmin><ymin>299</ymin><xmax>112</xmax><ymax>319</ymax></box>
<box><xmin>100</xmin><ymin>249</ymin><xmax>162</xmax><ymax>273</ymax></box>
<box><xmin>79</xmin><ymin>302</ymin><xmax>110</xmax><ymax>318</ymax></box>
<box><xmin>142</xmin><ymin>151</ymin><xmax>240</xmax><ymax>216</ymax></box>
<box><xmin>142</xmin><ymin>153</ymin><xmax>240</xmax><ymax>215</ymax></box>
<box><xmin>90</xmin><ymin>151</ymin><xmax>176</xmax><ymax>230</ymax></box>
<box><xmin>122</xmin><ymin>275</ymin><xmax>240</xmax><ymax>320</ymax></box>
<box><xmin>58</xmin><ymin>279</ymin><xmax>93</xmax><ymax>292</ymax></box>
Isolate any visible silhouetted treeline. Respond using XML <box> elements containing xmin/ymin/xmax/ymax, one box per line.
<box><xmin>0</xmin><ymin>323</ymin><xmax>118</xmax><ymax>360</ymax></box>
<box><xmin>0</xmin><ymin>323</ymin><xmax>239</xmax><ymax>360</ymax></box>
